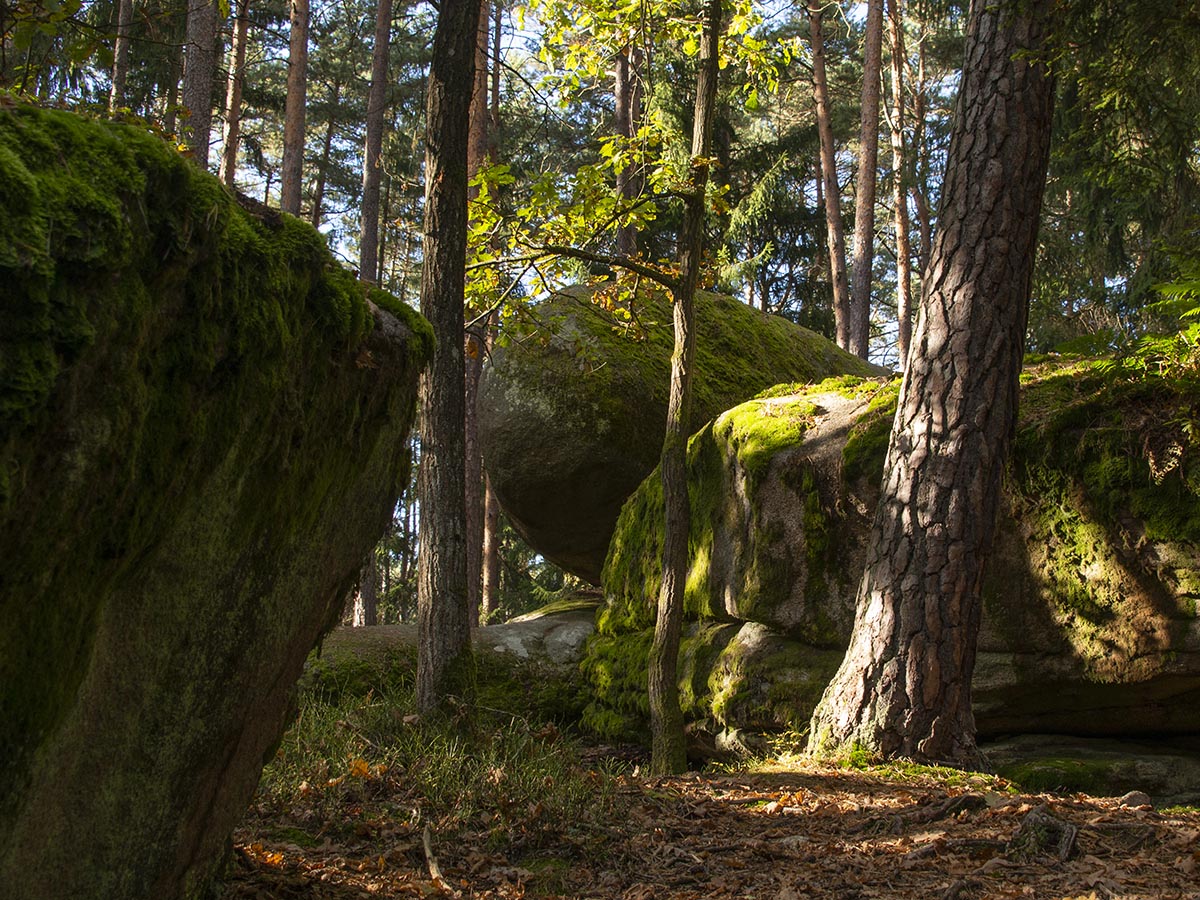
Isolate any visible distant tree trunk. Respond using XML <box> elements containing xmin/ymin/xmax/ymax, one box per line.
<box><xmin>464</xmin><ymin>0</ymin><xmax>491</xmax><ymax>627</ymax></box>
<box><xmin>109</xmin><ymin>0</ymin><xmax>134</xmax><ymax>111</ymax></box>
<box><xmin>909</xmin><ymin>33</ymin><xmax>933</xmax><ymax>277</ymax></box>
<box><xmin>649</xmin><ymin>0</ymin><xmax>721</xmax><ymax>777</ymax></box>
<box><xmin>614</xmin><ymin>44</ymin><xmax>644</xmax><ymax>257</ymax></box>
<box><xmin>849</xmin><ymin>0</ymin><xmax>884</xmax><ymax>359</ymax></box>
<box><xmin>310</xmin><ymin>84</ymin><xmax>340</xmax><ymax>228</ymax></box>
<box><xmin>807</xmin><ymin>0</ymin><xmax>1055</xmax><ymax>766</ymax></box>
<box><xmin>360</xmin><ymin>0</ymin><xmax>392</xmax><ymax>283</ymax></box>
<box><xmin>888</xmin><ymin>0</ymin><xmax>914</xmax><ymax>368</ymax></box>
<box><xmin>809</xmin><ymin>1</ymin><xmax>850</xmax><ymax>350</ymax></box>
<box><xmin>354</xmin><ymin>553</ymin><xmax>379</xmax><ymax>626</ymax></box>
<box><xmin>416</xmin><ymin>0</ymin><xmax>483</xmax><ymax>714</ymax></box>
<box><xmin>164</xmin><ymin>47</ymin><xmax>181</xmax><ymax>135</ymax></box>
<box><xmin>181</xmin><ymin>0</ymin><xmax>218</xmax><ymax>168</ymax></box>
<box><xmin>280</xmin><ymin>0</ymin><xmax>309</xmax><ymax>216</ymax></box>
<box><xmin>481</xmin><ymin>475</ymin><xmax>500</xmax><ymax>623</ymax></box>
<box><xmin>218</xmin><ymin>0</ymin><xmax>251</xmax><ymax>187</ymax></box>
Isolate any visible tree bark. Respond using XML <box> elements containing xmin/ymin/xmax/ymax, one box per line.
<box><xmin>807</xmin><ymin>0</ymin><xmax>1055</xmax><ymax>767</ymax></box>
<box><xmin>217</xmin><ymin>0</ymin><xmax>251</xmax><ymax>187</ymax></box>
<box><xmin>109</xmin><ymin>0</ymin><xmax>134</xmax><ymax>112</ymax></box>
<box><xmin>649</xmin><ymin>0</ymin><xmax>721</xmax><ymax>777</ymax></box>
<box><xmin>416</xmin><ymin>0</ymin><xmax>483</xmax><ymax>714</ymax></box>
<box><xmin>181</xmin><ymin>0</ymin><xmax>218</xmax><ymax>168</ymax></box>
<box><xmin>909</xmin><ymin>33</ymin><xmax>933</xmax><ymax>278</ymax></box>
<box><xmin>848</xmin><ymin>0</ymin><xmax>885</xmax><ymax>359</ymax></box>
<box><xmin>360</xmin><ymin>0</ymin><xmax>393</xmax><ymax>283</ymax></box>
<box><xmin>280</xmin><ymin>0</ymin><xmax>309</xmax><ymax>216</ymax></box>
<box><xmin>614</xmin><ymin>45</ymin><xmax>644</xmax><ymax>258</ymax></box>
<box><xmin>464</xmin><ymin>0</ymin><xmax>491</xmax><ymax>626</ymax></box>
<box><xmin>809</xmin><ymin>1</ymin><xmax>851</xmax><ymax>350</ymax></box>
<box><xmin>887</xmin><ymin>0</ymin><xmax>914</xmax><ymax>368</ymax></box>
<box><xmin>481</xmin><ymin>474</ymin><xmax>500</xmax><ymax>623</ymax></box>
<box><xmin>310</xmin><ymin>84</ymin><xmax>340</xmax><ymax>228</ymax></box>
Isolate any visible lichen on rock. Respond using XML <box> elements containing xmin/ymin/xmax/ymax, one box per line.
<box><xmin>0</xmin><ymin>105</ymin><xmax>431</xmax><ymax>899</ymax></box>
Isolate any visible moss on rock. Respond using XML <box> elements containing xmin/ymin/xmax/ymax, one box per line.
<box><xmin>477</xmin><ymin>285</ymin><xmax>883</xmax><ymax>583</ymax></box>
<box><xmin>585</xmin><ymin>359</ymin><xmax>1200</xmax><ymax>741</ymax></box>
<box><xmin>0</xmin><ymin>105</ymin><xmax>430</xmax><ymax>899</ymax></box>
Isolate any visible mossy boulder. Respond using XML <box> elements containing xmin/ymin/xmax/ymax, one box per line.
<box><xmin>0</xmin><ymin>105</ymin><xmax>431</xmax><ymax>899</ymax></box>
<box><xmin>477</xmin><ymin>285</ymin><xmax>883</xmax><ymax>583</ymax></box>
<box><xmin>585</xmin><ymin>364</ymin><xmax>1200</xmax><ymax>740</ymax></box>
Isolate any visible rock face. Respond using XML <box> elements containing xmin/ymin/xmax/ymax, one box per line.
<box><xmin>0</xmin><ymin>106</ymin><xmax>431</xmax><ymax>899</ymax></box>
<box><xmin>585</xmin><ymin>367</ymin><xmax>1200</xmax><ymax>740</ymax></box>
<box><xmin>477</xmin><ymin>286</ymin><xmax>883</xmax><ymax>583</ymax></box>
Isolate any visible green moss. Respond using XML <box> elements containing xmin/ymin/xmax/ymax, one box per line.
<box><xmin>840</xmin><ymin>378</ymin><xmax>900</xmax><ymax>486</ymax></box>
<box><xmin>0</xmin><ymin>104</ymin><xmax>430</xmax><ymax>846</ymax></box>
<box><xmin>998</xmin><ymin>758</ymin><xmax>1127</xmax><ymax>795</ymax></box>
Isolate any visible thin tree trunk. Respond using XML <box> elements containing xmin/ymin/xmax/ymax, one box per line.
<box><xmin>909</xmin><ymin>32</ymin><xmax>933</xmax><ymax>277</ymax></box>
<box><xmin>809</xmin><ymin>1</ymin><xmax>850</xmax><ymax>350</ymax></box>
<box><xmin>109</xmin><ymin>0</ymin><xmax>134</xmax><ymax>111</ymax></box>
<box><xmin>360</xmin><ymin>0</ymin><xmax>392</xmax><ymax>283</ymax></box>
<box><xmin>614</xmin><ymin>44</ymin><xmax>644</xmax><ymax>257</ymax></box>
<box><xmin>280</xmin><ymin>0</ymin><xmax>309</xmax><ymax>216</ymax></box>
<box><xmin>888</xmin><ymin>0</ymin><xmax>914</xmax><ymax>368</ymax></box>
<box><xmin>377</xmin><ymin>174</ymin><xmax>391</xmax><ymax>283</ymax></box>
<box><xmin>464</xmin><ymin>0</ymin><xmax>491</xmax><ymax>627</ymax></box>
<box><xmin>181</xmin><ymin>0</ymin><xmax>218</xmax><ymax>168</ymax></box>
<box><xmin>164</xmin><ymin>46</ymin><xmax>181</xmax><ymax>135</ymax></box>
<box><xmin>649</xmin><ymin>0</ymin><xmax>721</xmax><ymax>777</ymax></box>
<box><xmin>310</xmin><ymin>84</ymin><xmax>339</xmax><ymax>228</ymax></box>
<box><xmin>849</xmin><ymin>0</ymin><xmax>885</xmax><ymax>359</ymax></box>
<box><xmin>416</xmin><ymin>0</ymin><xmax>483</xmax><ymax>714</ymax></box>
<box><xmin>481</xmin><ymin>474</ymin><xmax>500</xmax><ymax>623</ymax></box>
<box><xmin>218</xmin><ymin>0</ymin><xmax>251</xmax><ymax>186</ymax></box>
<box><xmin>807</xmin><ymin>0</ymin><xmax>1055</xmax><ymax>766</ymax></box>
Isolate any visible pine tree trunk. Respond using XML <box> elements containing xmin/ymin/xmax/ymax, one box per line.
<box><xmin>218</xmin><ymin>0</ymin><xmax>251</xmax><ymax>187</ymax></box>
<box><xmin>809</xmin><ymin>1</ymin><xmax>850</xmax><ymax>350</ymax></box>
<box><xmin>181</xmin><ymin>0</ymin><xmax>218</xmax><ymax>168</ymax></box>
<box><xmin>649</xmin><ymin>0</ymin><xmax>721</xmax><ymax>777</ymax></box>
<box><xmin>360</xmin><ymin>0</ymin><xmax>393</xmax><ymax>283</ymax></box>
<box><xmin>909</xmin><ymin>35</ymin><xmax>933</xmax><ymax>278</ymax></box>
<box><xmin>280</xmin><ymin>0</ymin><xmax>309</xmax><ymax>215</ymax></box>
<box><xmin>353</xmin><ymin>553</ymin><xmax>379</xmax><ymax>627</ymax></box>
<box><xmin>310</xmin><ymin>85</ymin><xmax>339</xmax><ymax>228</ymax></box>
<box><xmin>416</xmin><ymin>0</ymin><xmax>483</xmax><ymax>715</ymax></box>
<box><xmin>109</xmin><ymin>0</ymin><xmax>134</xmax><ymax>112</ymax></box>
<box><xmin>164</xmin><ymin>49</ymin><xmax>182</xmax><ymax>136</ymax></box>
<box><xmin>464</xmin><ymin>0</ymin><xmax>491</xmax><ymax>626</ymax></box>
<box><xmin>848</xmin><ymin>0</ymin><xmax>884</xmax><ymax>359</ymax></box>
<box><xmin>888</xmin><ymin>0</ymin><xmax>914</xmax><ymax>369</ymax></box>
<box><xmin>808</xmin><ymin>0</ymin><xmax>1055</xmax><ymax>767</ymax></box>
<box><xmin>614</xmin><ymin>45</ymin><xmax>644</xmax><ymax>258</ymax></box>
<box><xmin>481</xmin><ymin>475</ymin><xmax>500</xmax><ymax>623</ymax></box>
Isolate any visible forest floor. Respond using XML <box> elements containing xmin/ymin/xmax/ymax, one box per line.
<box><xmin>224</xmin><ymin>741</ymin><xmax>1200</xmax><ymax>899</ymax></box>
<box><xmin>222</xmin><ymin>623</ymin><xmax>1200</xmax><ymax>899</ymax></box>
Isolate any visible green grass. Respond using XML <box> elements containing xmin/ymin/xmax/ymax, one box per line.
<box><xmin>257</xmin><ymin>645</ymin><xmax>620</xmax><ymax>853</ymax></box>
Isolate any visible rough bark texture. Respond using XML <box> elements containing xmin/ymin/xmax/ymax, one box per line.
<box><xmin>280</xmin><ymin>0</ymin><xmax>309</xmax><ymax>215</ymax></box>
<box><xmin>108</xmin><ymin>0</ymin><xmax>133</xmax><ymax>111</ymax></box>
<box><xmin>360</xmin><ymin>0</ymin><xmax>392</xmax><ymax>282</ymax></box>
<box><xmin>481</xmin><ymin>474</ymin><xmax>501</xmax><ymax>622</ymax></box>
<box><xmin>614</xmin><ymin>45</ymin><xmax>644</xmax><ymax>258</ymax></box>
<box><xmin>416</xmin><ymin>0</ymin><xmax>482</xmax><ymax>713</ymax></box>
<box><xmin>849</xmin><ymin>0</ymin><xmax>884</xmax><ymax>359</ymax></box>
<box><xmin>181</xmin><ymin>0</ymin><xmax>218</xmax><ymax>167</ymax></box>
<box><xmin>649</xmin><ymin>0</ymin><xmax>721</xmax><ymax>777</ymax></box>
<box><xmin>809</xmin><ymin>1</ymin><xmax>851</xmax><ymax>351</ymax></box>
<box><xmin>808</xmin><ymin>0</ymin><xmax>1055</xmax><ymax>766</ymax></box>
<box><xmin>888</xmin><ymin>0</ymin><xmax>913</xmax><ymax>368</ymax></box>
<box><xmin>218</xmin><ymin>0</ymin><xmax>252</xmax><ymax>187</ymax></box>
<box><xmin>0</xmin><ymin>105</ymin><xmax>431</xmax><ymax>900</ymax></box>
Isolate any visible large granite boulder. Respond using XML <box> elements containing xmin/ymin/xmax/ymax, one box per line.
<box><xmin>0</xmin><ymin>106</ymin><xmax>431</xmax><ymax>899</ymax></box>
<box><xmin>584</xmin><ymin>366</ymin><xmax>1200</xmax><ymax>740</ymax></box>
<box><xmin>478</xmin><ymin>285</ymin><xmax>882</xmax><ymax>583</ymax></box>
